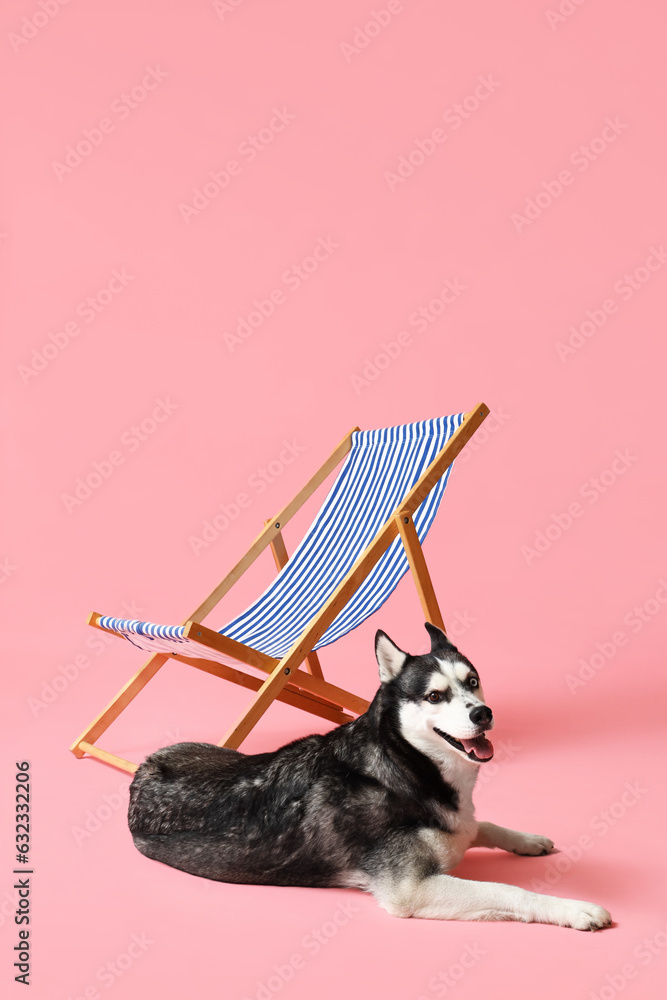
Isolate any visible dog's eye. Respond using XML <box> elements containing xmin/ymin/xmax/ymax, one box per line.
<box><xmin>468</xmin><ymin>677</ymin><xmax>479</xmax><ymax>688</ymax></box>
<box><xmin>427</xmin><ymin>691</ymin><xmax>441</xmax><ymax>704</ymax></box>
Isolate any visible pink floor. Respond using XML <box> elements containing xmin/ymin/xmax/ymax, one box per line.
<box><xmin>3</xmin><ymin>1</ymin><xmax>667</xmax><ymax>998</ymax></box>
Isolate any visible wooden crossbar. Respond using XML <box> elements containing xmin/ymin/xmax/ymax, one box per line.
<box><xmin>78</xmin><ymin>742</ymin><xmax>138</xmax><ymax>774</ymax></box>
<box><xmin>174</xmin><ymin>654</ymin><xmax>355</xmax><ymax>725</ymax></box>
<box><xmin>181</xmin><ymin>621</ymin><xmax>369</xmax><ymax>715</ymax></box>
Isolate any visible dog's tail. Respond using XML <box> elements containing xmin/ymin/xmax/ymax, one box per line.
<box><xmin>128</xmin><ymin>742</ymin><xmax>235</xmax><ymax>837</ymax></box>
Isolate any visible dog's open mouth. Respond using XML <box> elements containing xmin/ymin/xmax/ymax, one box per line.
<box><xmin>434</xmin><ymin>727</ymin><xmax>494</xmax><ymax>762</ymax></box>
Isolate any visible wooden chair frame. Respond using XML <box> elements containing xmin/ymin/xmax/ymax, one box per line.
<box><xmin>70</xmin><ymin>403</ymin><xmax>489</xmax><ymax>773</ymax></box>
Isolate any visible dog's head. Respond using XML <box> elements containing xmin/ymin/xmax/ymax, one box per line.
<box><xmin>374</xmin><ymin>623</ymin><xmax>494</xmax><ymax>765</ymax></box>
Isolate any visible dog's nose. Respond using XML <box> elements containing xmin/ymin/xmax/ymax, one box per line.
<box><xmin>469</xmin><ymin>705</ymin><xmax>492</xmax><ymax>727</ymax></box>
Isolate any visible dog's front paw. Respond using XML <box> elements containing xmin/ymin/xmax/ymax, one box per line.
<box><xmin>556</xmin><ymin>899</ymin><xmax>612</xmax><ymax>931</ymax></box>
<box><xmin>511</xmin><ymin>833</ymin><xmax>555</xmax><ymax>856</ymax></box>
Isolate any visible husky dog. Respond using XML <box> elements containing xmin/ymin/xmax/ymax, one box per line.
<box><xmin>128</xmin><ymin>624</ymin><xmax>612</xmax><ymax>930</ymax></box>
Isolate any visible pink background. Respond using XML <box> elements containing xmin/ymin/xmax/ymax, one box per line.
<box><xmin>2</xmin><ymin>1</ymin><xmax>666</xmax><ymax>997</ymax></box>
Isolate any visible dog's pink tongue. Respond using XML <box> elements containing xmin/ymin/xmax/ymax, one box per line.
<box><xmin>460</xmin><ymin>735</ymin><xmax>494</xmax><ymax>759</ymax></box>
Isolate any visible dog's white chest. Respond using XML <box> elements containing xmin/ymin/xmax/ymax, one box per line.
<box><xmin>429</xmin><ymin>762</ymin><xmax>479</xmax><ymax>870</ymax></box>
<box><xmin>447</xmin><ymin>800</ymin><xmax>478</xmax><ymax>865</ymax></box>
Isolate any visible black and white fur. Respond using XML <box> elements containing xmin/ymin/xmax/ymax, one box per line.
<box><xmin>128</xmin><ymin>624</ymin><xmax>612</xmax><ymax>930</ymax></box>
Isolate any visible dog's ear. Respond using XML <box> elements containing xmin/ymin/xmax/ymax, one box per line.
<box><xmin>424</xmin><ymin>621</ymin><xmax>458</xmax><ymax>654</ymax></box>
<box><xmin>375</xmin><ymin>630</ymin><xmax>408</xmax><ymax>683</ymax></box>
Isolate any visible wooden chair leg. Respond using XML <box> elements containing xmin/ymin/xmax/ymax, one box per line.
<box><xmin>265</xmin><ymin>518</ymin><xmax>324</xmax><ymax>678</ymax></box>
<box><xmin>394</xmin><ymin>510</ymin><xmax>446</xmax><ymax>632</ymax></box>
<box><xmin>217</xmin><ymin>648</ymin><xmax>372</xmax><ymax>752</ymax></box>
<box><xmin>69</xmin><ymin>652</ymin><xmax>169</xmax><ymax>757</ymax></box>
<box><xmin>219</xmin><ymin>650</ymin><xmax>304</xmax><ymax>750</ymax></box>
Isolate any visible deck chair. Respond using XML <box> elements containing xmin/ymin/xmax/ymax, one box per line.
<box><xmin>71</xmin><ymin>403</ymin><xmax>489</xmax><ymax>773</ymax></box>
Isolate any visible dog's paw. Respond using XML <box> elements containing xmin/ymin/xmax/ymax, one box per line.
<box><xmin>555</xmin><ymin>899</ymin><xmax>613</xmax><ymax>931</ymax></box>
<box><xmin>511</xmin><ymin>833</ymin><xmax>555</xmax><ymax>856</ymax></box>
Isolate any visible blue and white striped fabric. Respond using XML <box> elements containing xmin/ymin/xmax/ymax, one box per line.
<box><xmin>99</xmin><ymin>414</ymin><xmax>464</xmax><ymax>668</ymax></box>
